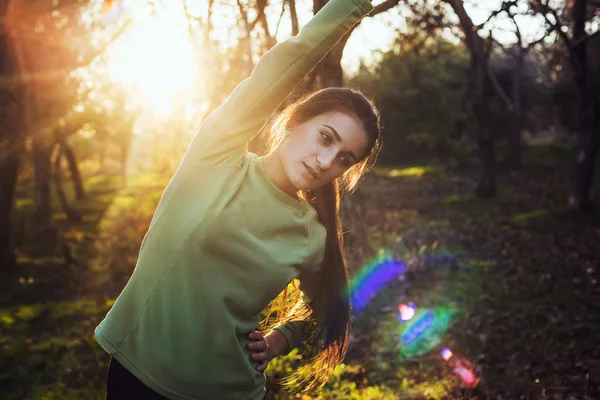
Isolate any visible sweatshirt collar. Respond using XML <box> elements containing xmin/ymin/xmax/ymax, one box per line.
<box><xmin>254</xmin><ymin>155</ymin><xmax>308</xmax><ymax>212</ymax></box>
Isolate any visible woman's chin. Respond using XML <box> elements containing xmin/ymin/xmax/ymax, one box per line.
<box><xmin>287</xmin><ymin>168</ymin><xmax>320</xmax><ymax>191</ymax></box>
<box><xmin>288</xmin><ymin>177</ymin><xmax>311</xmax><ymax>192</ymax></box>
<box><xmin>295</xmin><ymin>180</ymin><xmax>321</xmax><ymax>192</ymax></box>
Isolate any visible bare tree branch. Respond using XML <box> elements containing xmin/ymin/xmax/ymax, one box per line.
<box><xmin>477</xmin><ymin>0</ymin><xmax>517</xmax><ymax>29</ymax></box>
<box><xmin>537</xmin><ymin>1</ymin><xmax>573</xmax><ymax>50</ymax></box>
<box><xmin>274</xmin><ymin>1</ymin><xmax>287</xmax><ymax>38</ymax></box>
<box><xmin>371</xmin><ymin>0</ymin><xmax>402</xmax><ymax>16</ymax></box>
<box><xmin>572</xmin><ymin>28</ymin><xmax>600</xmax><ymax>47</ymax></box>
<box><xmin>288</xmin><ymin>0</ymin><xmax>299</xmax><ymax>36</ymax></box>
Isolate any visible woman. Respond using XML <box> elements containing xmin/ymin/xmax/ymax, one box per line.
<box><xmin>95</xmin><ymin>0</ymin><xmax>381</xmax><ymax>398</ymax></box>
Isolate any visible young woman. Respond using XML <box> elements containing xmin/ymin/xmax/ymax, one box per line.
<box><xmin>95</xmin><ymin>0</ymin><xmax>381</xmax><ymax>398</ymax></box>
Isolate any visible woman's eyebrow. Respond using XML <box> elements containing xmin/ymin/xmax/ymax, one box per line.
<box><xmin>324</xmin><ymin>124</ymin><xmax>358</xmax><ymax>162</ymax></box>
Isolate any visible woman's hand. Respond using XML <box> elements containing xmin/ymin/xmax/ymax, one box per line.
<box><xmin>247</xmin><ymin>330</ymin><xmax>274</xmax><ymax>372</ymax></box>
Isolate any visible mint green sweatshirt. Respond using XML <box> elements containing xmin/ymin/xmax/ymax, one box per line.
<box><xmin>94</xmin><ymin>0</ymin><xmax>373</xmax><ymax>398</ymax></box>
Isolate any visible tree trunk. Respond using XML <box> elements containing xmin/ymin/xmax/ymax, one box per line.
<box><xmin>288</xmin><ymin>0</ymin><xmax>299</xmax><ymax>36</ymax></box>
<box><xmin>312</xmin><ymin>0</ymin><xmax>352</xmax><ymax>89</ymax></box>
<box><xmin>62</xmin><ymin>141</ymin><xmax>85</xmax><ymax>200</ymax></box>
<box><xmin>11</xmin><ymin>14</ymin><xmax>57</xmax><ymax>249</ymax></box>
<box><xmin>507</xmin><ymin>118</ymin><xmax>523</xmax><ymax>170</ymax></box>
<box><xmin>0</xmin><ymin>3</ymin><xmax>22</xmax><ymax>271</ymax></box>
<box><xmin>319</xmin><ymin>36</ymin><xmax>349</xmax><ymax>88</ymax></box>
<box><xmin>473</xmin><ymin>52</ymin><xmax>496</xmax><ymax>197</ymax></box>
<box><xmin>53</xmin><ymin>145</ymin><xmax>81</xmax><ymax>221</ymax></box>
<box><xmin>447</xmin><ymin>0</ymin><xmax>496</xmax><ymax>197</ymax></box>
<box><xmin>507</xmin><ymin>46</ymin><xmax>524</xmax><ymax>170</ymax></box>
<box><xmin>118</xmin><ymin>123</ymin><xmax>133</xmax><ymax>187</ymax></box>
<box><xmin>0</xmin><ymin>138</ymin><xmax>21</xmax><ymax>271</ymax></box>
<box><xmin>31</xmin><ymin>132</ymin><xmax>57</xmax><ymax>245</ymax></box>
<box><xmin>569</xmin><ymin>0</ymin><xmax>599</xmax><ymax>211</ymax></box>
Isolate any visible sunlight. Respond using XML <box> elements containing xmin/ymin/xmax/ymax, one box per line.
<box><xmin>102</xmin><ymin>2</ymin><xmax>197</xmax><ymax>115</ymax></box>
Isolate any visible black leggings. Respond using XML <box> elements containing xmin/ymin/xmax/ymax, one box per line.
<box><xmin>106</xmin><ymin>357</ymin><xmax>168</xmax><ymax>399</ymax></box>
<box><xmin>106</xmin><ymin>357</ymin><xmax>267</xmax><ymax>399</ymax></box>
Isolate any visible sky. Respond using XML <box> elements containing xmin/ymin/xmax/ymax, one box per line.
<box><xmin>341</xmin><ymin>0</ymin><xmax>549</xmax><ymax>74</ymax></box>
<box><xmin>88</xmin><ymin>0</ymin><xmax>558</xmax><ymax>118</ymax></box>
<box><xmin>103</xmin><ymin>0</ymin><xmax>551</xmax><ymax>76</ymax></box>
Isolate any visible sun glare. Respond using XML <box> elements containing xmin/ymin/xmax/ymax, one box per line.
<box><xmin>103</xmin><ymin>3</ymin><xmax>197</xmax><ymax>115</ymax></box>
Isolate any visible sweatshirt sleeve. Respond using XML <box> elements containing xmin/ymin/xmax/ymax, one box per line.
<box><xmin>180</xmin><ymin>0</ymin><xmax>373</xmax><ymax>168</ymax></box>
<box><xmin>271</xmin><ymin>265</ymin><xmax>325</xmax><ymax>355</ymax></box>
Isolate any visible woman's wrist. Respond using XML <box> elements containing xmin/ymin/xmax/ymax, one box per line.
<box><xmin>265</xmin><ymin>329</ymin><xmax>289</xmax><ymax>360</ymax></box>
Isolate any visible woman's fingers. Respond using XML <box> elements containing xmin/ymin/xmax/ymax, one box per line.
<box><xmin>247</xmin><ymin>330</ymin><xmax>263</xmax><ymax>342</ymax></box>
<box><xmin>248</xmin><ymin>340</ymin><xmax>268</xmax><ymax>351</ymax></box>
<box><xmin>252</xmin><ymin>350</ymin><xmax>269</xmax><ymax>371</ymax></box>
<box><xmin>256</xmin><ymin>360</ymin><xmax>268</xmax><ymax>372</ymax></box>
<box><xmin>247</xmin><ymin>330</ymin><xmax>271</xmax><ymax>371</ymax></box>
<box><xmin>247</xmin><ymin>330</ymin><xmax>268</xmax><ymax>351</ymax></box>
<box><xmin>251</xmin><ymin>351</ymin><xmax>268</xmax><ymax>361</ymax></box>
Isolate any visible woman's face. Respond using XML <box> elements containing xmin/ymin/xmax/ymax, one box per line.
<box><xmin>279</xmin><ymin>111</ymin><xmax>369</xmax><ymax>192</ymax></box>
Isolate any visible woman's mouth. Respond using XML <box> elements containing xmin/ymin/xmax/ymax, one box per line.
<box><xmin>303</xmin><ymin>163</ymin><xmax>319</xmax><ymax>180</ymax></box>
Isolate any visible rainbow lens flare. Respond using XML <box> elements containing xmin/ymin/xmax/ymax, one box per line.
<box><xmin>348</xmin><ymin>252</ymin><xmax>406</xmax><ymax>314</ymax></box>
<box><xmin>398</xmin><ymin>307</ymin><xmax>455</xmax><ymax>358</ymax></box>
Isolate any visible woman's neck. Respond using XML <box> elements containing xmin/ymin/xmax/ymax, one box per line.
<box><xmin>262</xmin><ymin>151</ymin><xmax>298</xmax><ymax>197</ymax></box>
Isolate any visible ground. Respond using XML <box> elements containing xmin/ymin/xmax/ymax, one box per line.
<box><xmin>1</xmin><ymin>143</ymin><xmax>598</xmax><ymax>399</ymax></box>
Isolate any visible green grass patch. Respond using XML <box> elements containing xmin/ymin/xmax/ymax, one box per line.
<box><xmin>444</xmin><ymin>194</ymin><xmax>479</xmax><ymax>205</ymax></box>
<box><xmin>510</xmin><ymin>209</ymin><xmax>550</xmax><ymax>226</ymax></box>
<box><xmin>372</xmin><ymin>165</ymin><xmax>435</xmax><ymax>179</ymax></box>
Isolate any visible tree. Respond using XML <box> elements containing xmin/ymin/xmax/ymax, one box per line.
<box><xmin>531</xmin><ymin>0</ymin><xmax>600</xmax><ymax>211</ymax></box>
<box><xmin>402</xmin><ymin>0</ymin><xmax>501</xmax><ymax>196</ymax></box>
<box><xmin>0</xmin><ymin>0</ymin><xmax>130</xmax><ymax>266</ymax></box>
<box><xmin>444</xmin><ymin>0</ymin><xmax>497</xmax><ymax>198</ymax></box>
<box><xmin>311</xmin><ymin>0</ymin><xmax>402</xmax><ymax>89</ymax></box>
<box><xmin>352</xmin><ymin>31</ymin><xmax>471</xmax><ymax>165</ymax></box>
<box><xmin>486</xmin><ymin>1</ymin><xmax>549</xmax><ymax>169</ymax></box>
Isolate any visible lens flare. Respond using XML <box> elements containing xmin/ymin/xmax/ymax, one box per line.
<box><xmin>348</xmin><ymin>252</ymin><xmax>406</xmax><ymax>314</ymax></box>
<box><xmin>398</xmin><ymin>302</ymin><xmax>416</xmax><ymax>321</ymax></box>
<box><xmin>398</xmin><ymin>307</ymin><xmax>455</xmax><ymax>359</ymax></box>
<box><xmin>400</xmin><ymin>310</ymin><xmax>434</xmax><ymax>345</ymax></box>
<box><xmin>440</xmin><ymin>347</ymin><xmax>478</xmax><ymax>387</ymax></box>
<box><xmin>440</xmin><ymin>347</ymin><xmax>453</xmax><ymax>361</ymax></box>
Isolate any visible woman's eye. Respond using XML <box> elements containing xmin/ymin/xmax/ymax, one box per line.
<box><xmin>320</xmin><ymin>132</ymin><xmax>332</xmax><ymax>145</ymax></box>
<box><xmin>340</xmin><ymin>156</ymin><xmax>350</xmax><ymax>168</ymax></box>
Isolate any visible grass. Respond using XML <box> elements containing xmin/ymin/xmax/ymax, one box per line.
<box><xmin>372</xmin><ymin>166</ymin><xmax>436</xmax><ymax>179</ymax></box>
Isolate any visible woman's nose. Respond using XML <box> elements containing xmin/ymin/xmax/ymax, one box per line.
<box><xmin>317</xmin><ymin>149</ymin><xmax>336</xmax><ymax>170</ymax></box>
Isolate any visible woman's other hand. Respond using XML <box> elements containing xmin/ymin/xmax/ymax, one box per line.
<box><xmin>247</xmin><ymin>330</ymin><xmax>274</xmax><ymax>372</ymax></box>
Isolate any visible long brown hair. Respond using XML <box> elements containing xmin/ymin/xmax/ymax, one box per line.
<box><xmin>260</xmin><ymin>87</ymin><xmax>382</xmax><ymax>392</ymax></box>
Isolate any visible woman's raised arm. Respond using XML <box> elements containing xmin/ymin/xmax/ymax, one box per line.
<box><xmin>181</xmin><ymin>0</ymin><xmax>373</xmax><ymax>168</ymax></box>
